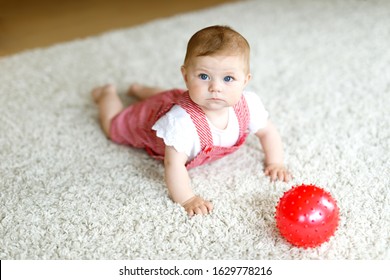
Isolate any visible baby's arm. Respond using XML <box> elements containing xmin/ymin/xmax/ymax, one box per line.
<box><xmin>255</xmin><ymin>120</ymin><xmax>292</xmax><ymax>182</ymax></box>
<box><xmin>164</xmin><ymin>145</ymin><xmax>213</xmax><ymax>216</ymax></box>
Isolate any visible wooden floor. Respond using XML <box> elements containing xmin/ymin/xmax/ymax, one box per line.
<box><xmin>0</xmin><ymin>0</ymin><xmax>237</xmax><ymax>57</ymax></box>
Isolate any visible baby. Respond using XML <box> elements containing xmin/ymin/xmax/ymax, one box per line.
<box><xmin>92</xmin><ymin>25</ymin><xmax>292</xmax><ymax>217</ymax></box>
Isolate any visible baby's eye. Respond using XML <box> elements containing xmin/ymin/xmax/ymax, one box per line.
<box><xmin>224</xmin><ymin>76</ymin><xmax>234</xmax><ymax>82</ymax></box>
<box><xmin>199</xmin><ymin>73</ymin><xmax>210</xmax><ymax>80</ymax></box>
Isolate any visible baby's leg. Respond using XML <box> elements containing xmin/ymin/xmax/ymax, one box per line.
<box><xmin>92</xmin><ymin>84</ymin><xmax>123</xmax><ymax>138</ymax></box>
<box><xmin>128</xmin><ymin>83</ymin><xmax>165</xmax><ymax>100</ymax></box>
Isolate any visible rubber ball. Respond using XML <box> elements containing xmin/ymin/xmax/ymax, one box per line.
<box><xmin>275</xmin><ymin>184</ymin><xmax>339</xmax><ymax>248</ymax></box>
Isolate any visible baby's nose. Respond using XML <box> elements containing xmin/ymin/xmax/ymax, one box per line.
<box><xmin>209</xmin><ymin>80</ymin><xmax>222</xmax><ymax>93</ymax></box>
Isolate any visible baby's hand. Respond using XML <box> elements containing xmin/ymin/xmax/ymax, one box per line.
<box><xmin>182</xmin><ymin>195</ymin><xmax>213</xmax><ymax>217</ymax></box>
<box><xmin>264</xmin><ymin>164</ymin><xmax>292</xmax><ymax>182</ymax></box>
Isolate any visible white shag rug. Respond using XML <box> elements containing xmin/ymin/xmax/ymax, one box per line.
<box><xmin>0</xmin><ymin>0</ymin><xmax>389</xmax><ymax>260</ymax></box>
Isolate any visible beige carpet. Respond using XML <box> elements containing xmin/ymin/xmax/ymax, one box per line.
<box><xmin>0</xmin><ymin>0</ymin><xmax>389</xmax><ymax>259</ymax></box>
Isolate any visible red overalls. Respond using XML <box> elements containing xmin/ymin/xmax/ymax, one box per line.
<box><xmin>110</xmin><ymin>89</ymin><xmax>250</xmax><ymax>169</ymax></box>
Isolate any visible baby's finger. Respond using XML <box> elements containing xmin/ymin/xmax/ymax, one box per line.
<box><xmin>284</xmin><ymin>171</ymin><xmax>292</xmax><ymax>182</ymax></box>
<box><xmin>270</xmin><ymin>169</ymin><xmax>278</xmax><ymax>181</ymax></box>
<box><xmin>201</xmin><ymin>205</ymin><xmax>211</xmax><ymax>215</ymax></box>
<box><xmin>194</xmin><ymin>207</ymin><xmax>204</xmax><ymax>216</ymax></box>
<box><xmin>204</xmin><ymin>201</ymin><xmax>213</xmax><ymax>213</ymax></box>
<box><xmin>187</xmin><ymin>208</ymin><xmax>195</xmax><ymax>217</ymax></box>
<box><xmin>277</xmin><ymin>170</ymin><xmax>285</xmax><ymax>181</ymax></box>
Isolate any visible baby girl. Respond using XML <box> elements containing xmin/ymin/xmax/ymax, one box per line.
<box><xmin>92</xmin><ymin>25</ymin><xmax>292</xmax><ymax>216</ymax></box>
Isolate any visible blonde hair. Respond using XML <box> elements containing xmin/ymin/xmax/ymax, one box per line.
<box><xmin>183</xmin><ymin>25</ymin><xmax>250</xmax><ymax>73</ymax></box>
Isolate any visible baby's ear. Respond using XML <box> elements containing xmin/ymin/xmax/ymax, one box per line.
<box><xmin>181</xmin><ymin>66</ymin><xmax>188</xmax><ymax>82</ymax></box>
<box><xmin>244</xmin><ymin>73</ymin><xmax>252</xmax><ymax>86</ymax></box>
<box><xmin>247</xmin><ymin>73</ymin><xmax>252</xmax><ymax>82</ymax></box>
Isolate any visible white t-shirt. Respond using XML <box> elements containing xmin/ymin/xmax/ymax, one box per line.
<box><xmin>152</xmin><ymin>91</ymin><xmax>269</xmax><ymax>160</ymax></box>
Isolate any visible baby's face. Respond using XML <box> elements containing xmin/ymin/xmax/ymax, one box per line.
<box><xmin>181</xmin><ymin>54</ymin><xmax>251</xmax><ymax>113</ymax></box>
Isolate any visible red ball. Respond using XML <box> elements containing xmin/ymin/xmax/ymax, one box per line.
<box><xmin>275</xmin><ymin>184</ymin><xmax>339</xmax><ymax>248</ymax></box>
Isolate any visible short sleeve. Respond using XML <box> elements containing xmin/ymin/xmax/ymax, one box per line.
<box><xmin>152</xmin><ymin>105</ymin><xmax>199</xmax><ymax>158</ymax></box>
<box><xmin>243</xmin><ymin>91</ymin><xmax>269</xmax><ymax>133</ymax></box>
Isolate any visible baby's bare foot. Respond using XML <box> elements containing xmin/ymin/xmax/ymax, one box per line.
<box><xmin>127</xmin><ymin>83</ymin><xmax>143</xmax><ymax>97</ymax></box>
<box><xmin>91</xmin><ymin>87</ymin><xmax>103</xmax><ymax>103</ymax></box>
<box><xmin>92</xmin><ymin>84</ymin><xmax>116</xmax><ymax>103</ymax></box>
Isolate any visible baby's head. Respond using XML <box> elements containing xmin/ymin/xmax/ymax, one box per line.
<box><xmin>183</xmin><ymin>25</ymin><xmax>250</xmax><ymax>74</ymax></box>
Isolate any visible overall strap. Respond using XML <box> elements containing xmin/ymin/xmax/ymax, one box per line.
<box><xmin>177</xmin><ymin>92</ymin><xmax>213</xmax><ymax>149</ymax></box>
<box><xmin>232</xmin><ymin>94</ymin><xmax>250</xmax><ymax>139</ymax></box>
